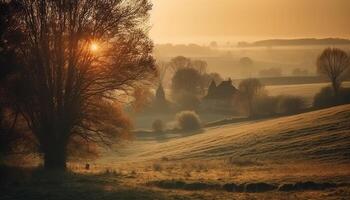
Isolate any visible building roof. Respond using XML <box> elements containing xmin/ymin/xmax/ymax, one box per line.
<box><xmin>205</xmin><ymin>79</ymin><xmax>237</xmax><ymax>100</ymax></box>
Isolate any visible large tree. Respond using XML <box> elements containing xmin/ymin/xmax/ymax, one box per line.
<box><xmin>0</xmin><ymin>1</ymin><xmax>24</xmax><ymax>165</ymax></box>
<box><xmin>3</xmin><ymin>0</ymin><xmax>155</xmax><ymax>170</ymax></box>
<box><xmin>317</xmin><ymin>48</ymin><xmax>350</xmax><ymax>95</ymax></box>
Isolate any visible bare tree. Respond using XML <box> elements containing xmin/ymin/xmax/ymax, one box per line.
<box><xmin>5</xmin><ymin>0</ymin><xmax>155</xmax><ymax>170</ymax></box>
<box><xmin>169</xmin><ymin>56</ymin><xmax>192</xmax><ymax>72</ymax></box>
<box><xmin>317</xmin><ymin>48</ymin><xmax>350</xmax><ymax>95</ymax></box>
<box><xmin>239</xmin><ymin>78</ymin><xmax>264</xmax><ymax>117</ymax></box>
<box><xmin>191</xmin><ymin>60</ymin><xmax>207</xmax><ymax>75</ymax></box>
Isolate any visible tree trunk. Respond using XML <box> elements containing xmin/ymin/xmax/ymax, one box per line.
<box><xmin>332</xmin><ymin>79</ymin><xmax>340</xmax><ymax>96</ymax></box>
<box><xmin>43</xmin><ymin>140</ymin><xmax>67</xmax><ymax>170</ymax></box>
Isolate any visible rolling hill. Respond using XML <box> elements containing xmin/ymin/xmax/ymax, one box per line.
<box><xmin>107</xmin><ymin>104</ymin><xmax>350</xmax><ymax>165</ymax></box>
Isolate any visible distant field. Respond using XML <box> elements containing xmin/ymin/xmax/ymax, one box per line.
<box><xmin>233</xmin><ymin>76</ymin><xmax>329</xmax><ymax>86</ymax></box>
<box><xmin>266</xmin><ymin>82</ymin><xmax>350</xmax><ymax>105</ymax></box>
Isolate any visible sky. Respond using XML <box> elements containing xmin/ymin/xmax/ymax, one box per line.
<box><xmin>150</xmin><ymin>0</ymin><xmax>350</xmax><ymax>44</ymax></box>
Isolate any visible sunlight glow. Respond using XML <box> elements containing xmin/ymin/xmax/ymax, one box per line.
<box><xmin>90</xmin><ymin>42</ymin><xmax>99</xmax><ymax>52</ymax></box>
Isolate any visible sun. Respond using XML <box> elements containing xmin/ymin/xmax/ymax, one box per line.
<box><xmin>90</xmin><ymin>42</ymin><xmax>99</xmax><ymax>52</ymax></box>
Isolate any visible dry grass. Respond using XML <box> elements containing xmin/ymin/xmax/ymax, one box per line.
<box><xmin>3</xmin><ymin>104</ymin><xmax>350</xmax><ymax>199</ymax></box>
<box><xmin>100</xmin><ymin>104</ymin><xmax>350</xmax><ymax>165</ymax></box>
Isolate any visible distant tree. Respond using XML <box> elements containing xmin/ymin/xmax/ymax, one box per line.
<box><xmin>239</xmin><ymin>57</ymin><xmax>254</xmax><ymax>68</ymax></box>
<box><xmin>317</xmin><ymin>48</ymin><xmax>350</xmax><ymax>95</ymax></box>
<box><xmin>210</xmin><ymin>41</ymin><xmax>218</xmax><ymax>48</ymax></box>
<box><xmin>171</xmin><ymin>68</ymin><xmax>202</xmax><ymax>110</ymax></box>
<box><xmin>131</xmin><ymin>87</ymin><xmax>153</xmax><ymax>113</ymax></box>
<box><xmin>239</xmin><ymin>78</ymin><xmax>264</xmax><ymax>117</ymax></box>
<box><xmin>155</xmin><ymin>60</ymin><xmax>173</xmax><ymax>88</ymax></box>
<box><xmin>292</xmin><ymin>68</ymin><xmax>309</xmax><ymax>76</ymax></box>
<box><xmin>191</xmin><ymin>60</ymin><xmax>207</xmax><ymax>75</ymax></box>
<box><xmin>239</xmin><ymin>57</ymin><xmax>254</xmax><ymax>77</ymax></box>
<box><xmin>3</xmin><ymin>0</ymin><xmax>155</xmax><ymax>170</ymax></box>
<box><xmin>169</xmin><ymin>57</ymin><xmax>217</xmax><ymax>107</ymax></box>
<box><xmin>259</xmin><ymin>68</ymin><xmax>282</xmax><ymax>77</ymax></box>
<box><xmin>172</xmin><ymin>68</ymin><xmax>202</xmax><ymax>95</ymax></box>
<box><xmin>169</xmin><ymin>56</ymin><xmax>192</xmax><ymax>72</ymax></box>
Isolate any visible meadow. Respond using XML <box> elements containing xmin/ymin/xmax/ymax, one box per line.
<box><xmin>66</xmin><ymin>104</ymin><xmax>350</xmax><ymax>199</ymax></box>
<box><xmin>2</xmin><ymin>103</ymin><xmax>350</xmax><ymax>200</ymax></box>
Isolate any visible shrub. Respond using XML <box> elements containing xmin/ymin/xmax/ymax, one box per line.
<box><xmin>313</xmin><ymin>87</ymin><xmax>336</xmax><ymax>108</ymax></box>
<box><xmin>253</xmin><ymin>95</ymin><xmax>306</xmax><ymax>116</ymax></box>
<box><xmin>175</xmin><ymin>111</ymin><xmax>201</xmax><ymax>131</ymax></box>
<box><xmin>278</xmin><ymin>96</ymin><xmax>306</xmax><ymax>114</ymax></box>
<box><xmin>313</xmin><ymin>86</ymin><xmax>350</xmax><ymax>108</ymax></box>
<box><xmin>152</xmin><ymin>119</ymin><xmax>164</xmax><ymax>133</ymax></box>
<box><xmin>253</xmin><ymin>96</ymin><xmax>280</xmax><ymax>116</ymax></box>
<box><xmin>245</xmin><ymin>182</ymin><xmax>277</xmax><ymax>192</ymax></box>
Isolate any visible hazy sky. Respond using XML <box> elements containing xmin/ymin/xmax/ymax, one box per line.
<box><xmin>150</xmin><ymin>0</ymin><xmax>350</xmax><ymax>44</ymax></box>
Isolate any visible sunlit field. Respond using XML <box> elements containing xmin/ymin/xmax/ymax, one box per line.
<box><xmin>75</xmin><ymin>105</ymin><xmax>350</xmax><ymax>199</ymax></box>
<box><xmin>266</xmin><ymin>82</ymin><xmax>350</xmax><ymax>105</ymax></box>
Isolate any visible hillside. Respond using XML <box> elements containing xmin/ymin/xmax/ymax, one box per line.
<box><xmin>107</xmin><ymin>104</ymin><xmax>350</xmax><ymax>165</ymax></box>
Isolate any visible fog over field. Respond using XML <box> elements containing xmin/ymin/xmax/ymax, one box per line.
<box><xmin>154</xmin><ymin>43</ymin><xmax>350</xmax><ymax>79</ymax></box>
<box><xmin>1</xmin><ymin>1</ymin><xmax>350</xmax><ymax>200</ymax></box>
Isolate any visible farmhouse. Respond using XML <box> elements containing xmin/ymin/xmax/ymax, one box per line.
<box><xmin>201</xmin><ymin>79</ymin><xmax>238</xmax><ymax>112</ymax></box>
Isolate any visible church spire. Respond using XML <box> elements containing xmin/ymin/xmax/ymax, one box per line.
<box><xmin>207</xmin><ymin>80</ymin><xmax>217</xmax><ymax>97</ymax></box>
<box><xmin>156</xmin><ymin>83</ymin><xmax>166</xmax><ymax>102</ymax></box>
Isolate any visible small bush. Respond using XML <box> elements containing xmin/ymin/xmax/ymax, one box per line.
<box><xmin>175</xmin><ymin>111</ymin><xmax>201</xmax><ymax>131</ymax></box>
<box><xmin>245</xmin><ymin>182</ymin><xmax>277</xmax><ymax>192</ymax></box>
<box><xmin>313</xmin><ymin>86</ymin><xmax>350</xmax><ymax>108</ymax></box>
<box><xmin>313</xmin><ymin>87</ymin><xmax>336</xmax><ymax>108</ymax></box>
<box><xmin>152</xmin><ymin>119</ymin><xmax>164</xmax><ymax>133</ymax></box>
<box><xmin>253</xmin><ymin>95</ymin><xmax>306</xmax><ymax>116</ymax></box>
<box><xmin>278</xmin><ymin>96</ymin><xmax>306</xmax><ymax>114</ymax></box>
<box><xmin>253</xmin><ymin>96</ymin><xmax>280</xmax><ymax>116</ymax></box>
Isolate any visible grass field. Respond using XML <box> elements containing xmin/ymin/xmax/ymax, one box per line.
<box><xmin>2</xmin><ymin>105</ymin><xmax>350</xmax><ymax>199</ymax></box>
<box><xmin>101</xmin><ymin>104</ymin><xmax>350</xmax><ymax>164</ymax></box>
<box><xmin>84</xmin><ymin>104</ymin><xmax>350</xmax><ymax>199</ymax></box>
